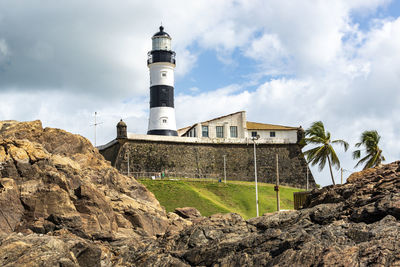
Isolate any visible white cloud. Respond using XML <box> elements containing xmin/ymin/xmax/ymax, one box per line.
<box><xmin>175</xmin><ymin>48</ymin><xmax>198</xmax><ymax>78</ymax></box>
<box><xmin>0</xmin><ymin>39</ymin><xmax>8</xmax><ymax>56</ymax></box>
<box><xmin>244</xmin><ymin>33</ymin><xmax>288</xmax><ymax>75</ymax></box>
<box><xmin>188</xmin><ymin>87</ymin><xmax>199</xmax><ymax>93</ymax></box>
<box><xmin>176</xmin><ymin>84</ymin><xmax>251</xmax><ymax>127</ymax></box>
<box><xmin>0</xmin><ymin>89</ymin><xmax>149</xmax><ymax>145</ymax></box>
<box><xmin>0</xmin><ymin>39</ymin><xmax>9</xmax><ymax>67</ymax></box>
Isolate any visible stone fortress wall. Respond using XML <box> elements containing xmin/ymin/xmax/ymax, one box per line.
<box><xmin>99</xmin><ymin>134</ymin><xmax>316</xmax><ymax>189</ymax></box>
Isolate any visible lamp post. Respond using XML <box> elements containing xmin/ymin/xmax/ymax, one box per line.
<box><xmin>223</xmin><ymin>155</ymin><xmax>227</xmax><ymax>184</ymax></box>
<box><xmin>275</xmin><ymin>154</ymin><xmax>280</xmax><ymax>212</ymax></box>
<box><xmin>252</xmin><ymin>135</ymin><xmax>260</xmax><ymax>217</ymax></box>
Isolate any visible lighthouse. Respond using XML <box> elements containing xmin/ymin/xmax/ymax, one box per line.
<box><xmin>147</xmin><ymin>26</ymin><xmax>178</xmax><ymax>136</ymax></box>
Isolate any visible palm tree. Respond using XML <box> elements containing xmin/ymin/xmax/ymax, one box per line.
<box><xmin>303</xmin><ymin>121</ymin><xmax>349</xmax><ymax>185</ymax></box>
<box><xmin>353</xmin><ymin>130</ymin><xmax>385</xmax><ymax>170</ymax></box>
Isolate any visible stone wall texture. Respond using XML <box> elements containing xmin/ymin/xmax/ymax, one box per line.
<box><xmin>100</xmin><ymin>139</ymin><xmax>316</xmax><ymax>189</ymax></box>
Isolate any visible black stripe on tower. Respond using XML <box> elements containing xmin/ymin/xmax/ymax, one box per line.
<box><xmin>147</xmin><ymin>129</ymin><xmax>178</xmax><ymax>136</ymax></box>
<box><xmin>147</xmin><ymin>50</ymin><xmax>176</xmax><ymax>65</ymax></box>
<box><xmin>150</xmin><ymin>85</ymin><xmax>174</xmax><ymax>108</ymax></box>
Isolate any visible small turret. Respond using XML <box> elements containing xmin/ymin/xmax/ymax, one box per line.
<box><xmin>116</xmin><ymin>119</ymin><xmax>127</xmax><ymax>139</ymax></box>
<box><xmin>297</xmin><ymin>126</ymin><xmax>305</xmax><ymax>146</ymax></box>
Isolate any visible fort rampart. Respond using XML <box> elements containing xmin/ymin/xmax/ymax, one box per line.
<box><xmin>99</xmin><ymin>134</ymin><xmax>316</xmax><ymax>189</ymax></box>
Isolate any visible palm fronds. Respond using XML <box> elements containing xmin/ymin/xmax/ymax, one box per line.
<box><xmin>353</xmin><ymin>130</ymin><xmax>384</xmax><ymax>170</ymax></box>
<box><xmin>303</xmin><ymin>121</ymin><xmax>348</xmax><ymax>185</ymax></box>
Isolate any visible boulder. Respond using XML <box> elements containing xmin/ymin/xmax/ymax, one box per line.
<box><xmin>174</xmin><ymin>207</ymin><xmax>202</xmax><ymax>219</ymax></box>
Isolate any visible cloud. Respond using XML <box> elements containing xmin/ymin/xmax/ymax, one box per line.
<box><xmin>176</xmin><ymin>84</ymin><xmax>250</xmax><ymax>127</ymax></box>
<box><xmin>0</xmin><ymin>89</ymin><xmax>149</xmax><ymax>145</ymax></box>
<box><xmin>0</xmin><ymin>1</ymin><xmax>157</xmax><ymax>97</ymax></box>
<box><xmin>244</xmin><ymin>33</ymin><xmax>289</xmax><ymax>75</ymax></box>
<box><xmin>0</xmin><ymin>39</ymin><xmax>10</xmax><ymax>70</ymax></box>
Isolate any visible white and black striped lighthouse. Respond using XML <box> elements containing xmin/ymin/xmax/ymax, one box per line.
<box><xmin>147</xmin><ymin>26</ymin><xmax>178</xmax><ymax>136</ymax></box>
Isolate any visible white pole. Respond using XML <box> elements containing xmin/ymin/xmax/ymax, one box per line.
<box><xmin>341</xmin><ymin>168</ymin><xmax>343</xmax><ymax>184</ymax></box>
<box><xmin>91</xmin><ymin>112</ymin><xmax>102</xmax><ymax>147</ymax></box>
<box><xmin>253</xmin><ymin>139</ymin><xmax>259</xmax><ymax>217</ymax></box>
<box><xmin>223</xmin><ymin>155</ymin><xmax>227</xmax><ymax>184</ymax></box>
<box><xmin>94</xmin><ymin>112</ymin><xmax>97</xmax><ymax>147</ymax></box>
<box><xmin>276</xmin><ymin>154</ymin><xmax>280</xmax><ymax>212</ymax></box>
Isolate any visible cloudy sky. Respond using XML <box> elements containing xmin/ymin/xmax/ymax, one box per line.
<box><xmin>1</xmin><ymin>0</ymin><xmax>399</xmax><ymax>186</ymax></box>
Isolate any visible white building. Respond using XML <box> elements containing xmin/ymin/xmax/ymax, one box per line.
<box><xmin>178</xmin><ymin>111</ymin><xmax>302</xmax><ymax>144</ymax></box>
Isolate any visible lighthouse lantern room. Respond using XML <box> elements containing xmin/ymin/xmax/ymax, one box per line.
<box><xmin>147</xmin><ymin>26</ymin><xmax>178</xmax><ymax>136</ymax></box>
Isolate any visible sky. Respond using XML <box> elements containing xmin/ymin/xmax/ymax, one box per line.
<box><xmin>1</xmin><ymin>0</ymin><xmax>400</xmax><ymax>186</ymax></box>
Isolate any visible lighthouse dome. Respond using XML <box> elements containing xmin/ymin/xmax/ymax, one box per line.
<box><xmin>153</xmin><ymin>26</ymin><xmax>170</xmax><ymax>38</ymax></box>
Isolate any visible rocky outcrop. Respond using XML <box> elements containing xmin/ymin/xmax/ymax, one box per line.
<box><xmin>174</xmin><ymin>207</ymin><xmax>202</xmax><ymax>219</ymax></box>
<box><xmin>1</xmin><ymin>120</ymin><xmax>400</xmax><ymax>266</ymax></box>
<box><xmin>0</xmin><ymin>231</ymin><xmax>105</xmax><ymax>267</ymax></box>
<box><xmin>0</xmin><ymin>120</ymin><xmax>188</xmax><ymax>241</ymax></box>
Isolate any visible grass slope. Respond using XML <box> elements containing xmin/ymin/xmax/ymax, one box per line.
<box><xmin>139</xmin><ymin>179</ymin><xmax>302</xmax><ymax>219</ymax></box>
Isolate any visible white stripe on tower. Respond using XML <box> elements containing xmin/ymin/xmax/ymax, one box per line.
<box><xmin>147</xmin><ymin>26</ymin><xmax>178</xmax><ymax>136</ymax></box>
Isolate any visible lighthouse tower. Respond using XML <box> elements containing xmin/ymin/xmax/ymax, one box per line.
<box><xmin>147</xmin><ymin>26</ymin><xmax>178</xmax><ymax>136</ymax></box>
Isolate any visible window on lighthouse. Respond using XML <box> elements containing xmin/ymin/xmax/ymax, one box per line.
<box><xmin>152</xmin><ymin>37</ymin><xmax>171</xmax><ymax>51</ymax></box>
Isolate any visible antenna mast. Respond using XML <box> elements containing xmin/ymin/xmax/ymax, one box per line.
<box><xmin>91</xmin><ymin>112</ymin><xmax>103</xmax><ymax>147</ymax></box>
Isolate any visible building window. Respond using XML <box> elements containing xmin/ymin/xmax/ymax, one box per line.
<box><xmin>161</xmin><ymin>72</ymin><xmax>167</xmax><ymax>77</ymax></box>
<box><xmin>251</xmin><ymin>131</ymin><xmax>258</xmax><ymax>137</ymax></box>
<box><xmin>216</xmin><ymin>126</ymin><xmax>224</xmax><ymax>138</ymax></box>
<box><xmin>230</xmin><ymin>126</ymin><xmax>238</xmax><ymax>138</ymax></box>
<box><xmin>270</xmin><ymin>131</ymin><xmax>276</xmax><ymax>137</ymax></box>
<box><xmin>188</xmin><ymin>128</ymin><xmax>196</xmax><ymax>137</ymax></box>
<box><xmin>202</xmin><ymin>126</ymin><xmax>209</xmax><ymax>137</ymax></box>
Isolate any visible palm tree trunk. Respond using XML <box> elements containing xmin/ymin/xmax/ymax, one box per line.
<box><xmin>327</xmin><ymin>156</ymin><xmax>336</xmax><ymax>185</ymax></box>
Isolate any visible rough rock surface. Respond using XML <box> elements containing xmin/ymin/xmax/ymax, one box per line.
<box><xmin>130</xmin><ymin>162</ymin><xmax>400</xmax><ymax>266</ymax></box>
<box><xmin>1</xmin><ymin>120</ymin><xmax>400</xmax><ymax>266</ymax></box>
<box><xmin>174</xmin><ymin>207</ymin><xmax>202</xmax><ymax>219</ymax></box>
<box><xmin>0</xmin><ymin>120</ymin><xmax>190</xmax><ymax>266</ymax></box>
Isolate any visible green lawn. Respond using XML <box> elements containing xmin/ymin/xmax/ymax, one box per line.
<box><xmin>139</xmin><ymin>179</ymin><xmax>303</xmax><ymax>219</ymax></box>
